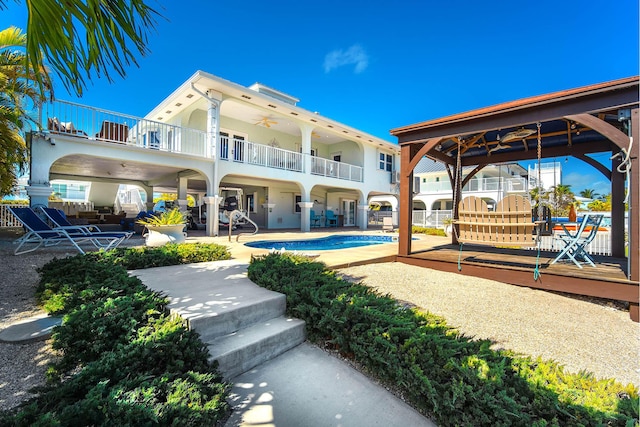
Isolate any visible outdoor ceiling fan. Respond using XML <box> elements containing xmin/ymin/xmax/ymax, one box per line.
<box><xmin>254</xmin><ymin>116</ymin><xmax>278</xmax><ymax>128</ymax></box>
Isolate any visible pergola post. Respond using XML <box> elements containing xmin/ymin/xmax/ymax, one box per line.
<box><xmin>629</xmin><ymin>107</ymin><xmax>639</xmax><ymax>321</ymax></box>
<box><xmin>398</xmin><ymin>144</ymin><xmax>413</xmax><ymax>256</ymax></box>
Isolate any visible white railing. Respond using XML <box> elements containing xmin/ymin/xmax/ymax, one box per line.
<box><xmin>42</xmin><ymin>100</ymin><xmax>209</xmax><ymax>157</ymax></box>
<box><xmin>419</xmin><ymin>177</ymin><xmax>527</xmax><ymax>193</ymax></box>
<box><xmin>412</xmin><ymin>209</ymin><xmax>453</xmax><ymax>228</ymax></box>
<box><xmin>0</xmin><ymin>204</ymin><xmax>27</xmax><ymax>227</ymax></box>
<box><xmin>218</xmin><ymin>136</ymin><xmax>363</xmax><ymax>182</ymax></box>
<box><xmin>311</xmin><ymin>157</ymin><xmax>363</xmax><ymax>182</ymax></box>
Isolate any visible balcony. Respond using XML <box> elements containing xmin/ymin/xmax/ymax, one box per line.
<box><xmin>42</xmin><ymin>100</ymin><xmax>364</xmax><ymax>183</ymax></box>
<box><xmin>43</xmin><ymin>100</ymin><xmax>209</xmax><ymax>157</ymax></box>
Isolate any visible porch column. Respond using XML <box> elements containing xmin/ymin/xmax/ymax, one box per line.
<box><xmin>357</xmin><ymin>203</ymin><xmax>369</xmax><ymax>230</ymax></box>
<box><xmin>207</xmin><ymin>91</ymin><xmax>222</xmax><ymax>236</ymax></box>
<box><xmin>399</xmin><ymin>144</ymin><xmax>413</xmax><ymax>256</ymax></box>
<box><xmin>26</xmin><ymin>184</ymin><xmax>51</xmax><ymax>208</ymax></box>
<box><xmin>177</xmin><ymin>176</ymin><xmax>189</xmax><ymax>211</ymax></box>
<box><xmin>298</xmin><ymin>201</ymin><xmax>313</xmax><ymax>232</ymax></box>
<box><xmin>27</xmin><ymin>135</ymin><xmax>54</xmax><ymax>207</ymax></box>
<box><xmin>300</xmin><ymin>124</ymin><xmax>313</xmax><ymax>174</ymax></box>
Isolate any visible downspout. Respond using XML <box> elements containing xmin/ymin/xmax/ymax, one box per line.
<box><xmin>191</xmin><ymin>83</ymin><xmax>220</xmax><ymax>236</ymax></box>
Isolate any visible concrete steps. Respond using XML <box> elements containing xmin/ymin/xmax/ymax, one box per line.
<box><xmin>134</xmin><ymin>261</ymin><xmax>306</xmax><ymax>380</ymax></box>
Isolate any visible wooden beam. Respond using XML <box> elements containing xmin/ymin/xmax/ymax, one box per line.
<box><xmin>399</xmin><ymin>145</ymin><xmax>413</xmax><ymax>256</ymax></box>
<box><xmin>573</xmin><ymin>153</ymin><xmax>611</xmax><ymax>180</ymax></box>
<box><xmin>565</xmin><ymin>114</ymin><xmax>630</xmax><ymax>151</ymax></box>
<box><xmin>406</xmin><ymin>138</ymin><xmax>446</xmax><ymax>176</ymax></box>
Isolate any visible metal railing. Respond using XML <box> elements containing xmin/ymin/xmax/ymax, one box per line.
<box><xmin>42</xmin><ymin>100</ymin><xmax>209</xmax><ymax>157</ymax></box>
<box><xmin>219</xmin><ymin>136</ymin><xmax>363</xmax><ymax>182</ymax></box>
<box><xmin>412</xmin><ymin>209</ymin><xmax>453</xmax><ymax>228</ymax></box>
<box><xmin>419</xmin><ymin>177</ymin><xmax>527</xmax><ymax>193</ymax></box>
<box><xmin>311</xmin><ymin>157</ymin><xmax>363</xmax><ymax>182</ymax></box>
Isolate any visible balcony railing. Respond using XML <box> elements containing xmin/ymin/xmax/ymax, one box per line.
<box><xmin>219</xmin><ymin>137</ymin><xmax>363</xmax><ymax>182</ymax></box>
<box><xmin>311</xmin><ymin>157</ymin><xmax>363</xmax><ymax>182</ymax></box>
<box><xmin>42</xmin><ymin>101</ymin><xmax>364</xmax><ymax>182</ymax></box>
<box><xmin>419</xmin><ymin>177</ymin><xmax>527</xmax><ymax>193</ymax></box>
<box><xmin>42</xmin><ymin>100</ymin><xmax>209</xmax><ymax>157</ymax></box>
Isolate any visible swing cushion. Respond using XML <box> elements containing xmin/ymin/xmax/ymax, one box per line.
<box><xmin>454</xmin><ymin>195</ymin><xmax>539</xmax><ymax>247</ymax></box>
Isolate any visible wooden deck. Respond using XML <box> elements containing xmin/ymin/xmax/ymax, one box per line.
<box><xmin>397</xmin><ymin>244</ymin><xmax>639</xmax><ymax>322</ymax></box>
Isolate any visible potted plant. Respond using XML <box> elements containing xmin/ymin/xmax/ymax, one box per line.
<box><xmin>137</xmin><ymin>208</ymin><xmax>187</xmax><ymax>246</ymax></box>
<box><xmin>443</xmin><ymin>216</ymin><xmax>454</xmax><ymax>237</ymax></box>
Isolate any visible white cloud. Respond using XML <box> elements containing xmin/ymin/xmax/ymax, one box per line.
<box><xmin>323</xmin><ymin>44</ymin><xmax>369</xmax><ymax>74</ymax></box>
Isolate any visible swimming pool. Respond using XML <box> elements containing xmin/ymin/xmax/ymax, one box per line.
<box><xmin>245</xmin><ymin>234</ymin><xmax>399</xmax><ymax>251</ymax></box>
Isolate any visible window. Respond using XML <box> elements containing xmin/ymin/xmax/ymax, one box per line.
<box><xmin>294</xmin><ymin>195</ymin><xmax>302</xmax><ymax>213</ymax></box>
<box><xmin>379</xmin><ymin>153</ymin><xmax>392</xmax><ymax>171</ymax></box>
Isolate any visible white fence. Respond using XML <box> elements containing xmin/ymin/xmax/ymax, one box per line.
<box><xmin>410</xmin><ymin>209</ymin><xmax>614</xmax><ymax>256</ymax></box>
<box><xmin>0</xmin><ymin>205</ymin><xmax>27</xmax><ymax>227</ymax></box>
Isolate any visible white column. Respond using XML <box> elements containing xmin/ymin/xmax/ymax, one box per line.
<box><xmin>298</xmin><ymin>201</ymin><xmax>314</xmax><ymax>232</ymax></box>
<box><xmin>300</xmin><ymin>124</ymin><xmax>313</xmax><ymax>174</ymax></box>
<box><xmin>207</xmin><ymin>92</ymin><xmax>222</xmax><ymax>236</ymax></box>
<box><xmin>357</xmin><ymin>203</ymin><xmax>369</xmax><ymax>230</ymax></box>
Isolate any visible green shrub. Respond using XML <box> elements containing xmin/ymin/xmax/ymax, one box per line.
<box><xmin>86</xmin><ymin>242</ymin><xmax>231</xmax><ymax>270</ymax></box>
<box><xmin>412</xmin><ymin>226</ymin><xmax>446</xmax><ymax>236</ymax></box>
<box><xmin>248</xmin><ymin>253</ymin><xmax>639</xmax><ymax>426</ymax></box>
<box><xmin>1</xmin><ymin>245</ymin><xmax>231</xmax><ymax>426</ymax></box>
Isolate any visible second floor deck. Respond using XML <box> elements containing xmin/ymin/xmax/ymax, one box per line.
<box><xmin>43</xmin><ymin>100</ymin><xmax>365</xmax><ymax>183</ymax></box>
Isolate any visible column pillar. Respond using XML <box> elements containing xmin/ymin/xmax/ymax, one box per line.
<box><xmin>399</xmin><ymin>145</ymin><xmax>413</xmax><ymax>255</ymax></box>
<box><xmin>177</xmin><ymin>176</ymin><xmax>189</xmax><ymax>211</ymax></box>
<box><xmin>207</xmin><ymin>91</ymin><xmax>222</xmax><ymax>236</ymax></box>
<box><xmin>300</xmin><ymin>124</ymin><xmax>313</xmax><ymax>174</ymax></box>
<box><xmin>357</xmin><ymin>203</ymin><xmax>369</xmax><ymax>230</ymax></box>
<box><xmin>26</xmin><ymin>184</ymin><xmax>51</xmax><ymax>208</ymax></box>
<box><xmin>298</xmin><ymin>201</ymin><xmax>313</xmax><ymax>232</ymax></box>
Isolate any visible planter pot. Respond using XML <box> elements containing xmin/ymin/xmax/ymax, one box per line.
<box><xmin>143</xmin><ymin>224</ymin><xmax>187</xmax><ymax>247</ymax></box>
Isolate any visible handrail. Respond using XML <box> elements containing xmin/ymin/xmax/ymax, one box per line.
<box><xmin>226</xmin><ymin>210</ymin><xmax>259</xmax><ymax>242</ymax></box>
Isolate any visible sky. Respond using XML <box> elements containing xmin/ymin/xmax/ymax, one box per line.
<box><xmin>2</xmin><ymin>0</ymin><xmax>638</xmax><ymax>196</ymax></box>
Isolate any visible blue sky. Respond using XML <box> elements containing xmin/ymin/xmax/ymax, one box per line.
<box><xmin>3</xmin><ymin>0</ymin><xmax>638</xmax><ymax>195</ymax></box>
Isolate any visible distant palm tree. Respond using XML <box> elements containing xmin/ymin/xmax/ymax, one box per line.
<box><xmin>1</xmin><ymin>0</ymin><xmax>160</xmax><ymax>97</ymax></box>
<box><xmin>579</xmin><ymin>188</ymin><xmax>599</xmax><ymax>199</ymax></box>
<box><xmin>0</xmin><ymin>27</ymin><xmax>51</xmax><ymax>196</ymax></box>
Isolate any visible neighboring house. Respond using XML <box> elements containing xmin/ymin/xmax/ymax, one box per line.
<box><xmin>27</xmin><ymin>70</ymin><xmax>400</xmax><ymax>235</ymax></box>
<box><xmin>411</xmin><ymin>158</ymin><xmax>561</xmax><ymax>226</ymax></box>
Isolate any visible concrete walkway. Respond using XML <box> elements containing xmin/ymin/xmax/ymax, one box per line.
<box><xmin>133</xmin><ymin>259</ymin><xmax>435</xmax><ymax>427</ymax></box>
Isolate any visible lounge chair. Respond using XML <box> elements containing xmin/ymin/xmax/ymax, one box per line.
<box><xmin>325</xmin><ymin>210</ymin><xmax>338</xmax><ymax>227</ymax></box>
<box><xmin>9</xmin><ymin>207</ymin><xmax>133</xmax><ymax>255</ymax></box>
<box><xmin>382</xmin><ymin>216</ymin><xmax>394</xmax><ymax>232</ymax></box>
<box><xmin>39</xmin><ymin>207</ymin><xmax>102</xmax><ymax>233</ymax></box>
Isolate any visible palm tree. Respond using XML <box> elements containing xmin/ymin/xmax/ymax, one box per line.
<box><xmin>0</xmin><ymin>27</ymin><xmax>51</xmax><ymax>196</ymax></box>
<box><xmin>579</xmin><ymin>188</ymin><xmax>599</xmax><ymax>199</ymax></box>
<box><xmin>1</xmin><ymin>0</ymin><xmax>160</xmax><ymax>97</ymax></box>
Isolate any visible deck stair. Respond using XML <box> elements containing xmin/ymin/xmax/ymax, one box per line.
<box><xmin>134</xmin><ymin>260</ymin><xmax>305</xmax><ymax>380</ymax></box>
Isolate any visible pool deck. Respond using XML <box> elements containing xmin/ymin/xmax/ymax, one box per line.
<box><xmin>184</xmin><ymin>227</ymin><xmax>446</xmax><ymax>268</ymax></box>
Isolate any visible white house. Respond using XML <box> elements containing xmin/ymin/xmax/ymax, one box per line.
<box><xmin>27</xmin><ymin>70</ymin><xmax>400</xmax><ymax>235</ymax></box>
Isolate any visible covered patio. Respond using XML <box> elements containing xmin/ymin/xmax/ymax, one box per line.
<box><xmin>391</xmin><ymin>77</ymin><xmax>639</xmax><ymax>321</ymax></box>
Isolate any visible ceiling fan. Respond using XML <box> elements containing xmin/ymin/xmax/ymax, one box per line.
<box><xmin>254</xmin><ymin>116</ymin><xmax>278</xmax><ymax>128</ymax></box>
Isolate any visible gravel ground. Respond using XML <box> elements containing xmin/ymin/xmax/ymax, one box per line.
<box><xmin>1</xmin><ymin>229</ymin><xmax>638</xmax><ymax>412</ymax></box>
<box><xmin>338</xmin><ymin>262</ymin><xmax>640</xmax><ymax>387</ymax></box>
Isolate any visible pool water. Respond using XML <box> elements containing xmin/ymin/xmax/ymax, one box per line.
<box><xmin>245</xmin><ymin>234</ymin><xmax>399</xmax><ymax>251</ymax></box>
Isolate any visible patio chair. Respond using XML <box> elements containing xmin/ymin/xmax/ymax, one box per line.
<box><xmin>96</xmin><ymin>120</ymin><xmax>129</xmax><ymax>143</ymax></box>
<box><xmin>382</xmin><ymin>216</ymin><xmax>394</xmax><ymax>232</ymax></box>
<box><xmin>39</xmin><ymin>207</ymin><xmax>102</xmax><ymax>233</ymax></box>
<box><xmin>9</xmin><ymin>207</ymin><xmax>133</xmax><ymax>255</ymax></box>
<box><xmin>325</xmin><ymin>210</ymin><xmax>338</xmax><ymax>227</ymax></box>
<box><xmin>550</xmin><ymin>214</ymin><xmax>604</xmax><ymax>268</ymax></box>
<box><xmin>310</xmin><ymin>210</ymin><xmax>322</xmax><ymax>227</ymax></box>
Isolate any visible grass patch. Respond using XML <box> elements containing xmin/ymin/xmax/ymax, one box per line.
<box><xmin>412</xmin><ymin>226</ymin><xmax>446</xmax><ymax>236</ymax></box>
<box><xmin>248</xmin><ymin>253</ymin><xmax>639</xmax><ymax>426</ymax></box>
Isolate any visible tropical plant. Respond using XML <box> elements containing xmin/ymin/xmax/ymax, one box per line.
<box><xmin>579</xmin><ymin>188</ymin><xmax>599</xmax><ymax>199</ymax></box>
<box><xmin>0</xmin><ymin>26</ymin><xmax>51</xmax><ymax>197</ymax></box>
<box><xmin>1</xmin><ymin>0</ymin><xmax>161</xmax><ymax>97</ymax></box>
<box><xmin>137</xmin><ymin>208</ymin><xmax>186</xmax><ymax>226</ymax></box>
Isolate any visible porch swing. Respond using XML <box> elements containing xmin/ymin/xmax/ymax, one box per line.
<box><xmin>452</xmin><ymin>123</ymin><xmax>546</xmax><ymax>278</ymax></box>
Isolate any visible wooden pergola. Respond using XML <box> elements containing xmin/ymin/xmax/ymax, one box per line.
<box><xmin>391</xmin><ymin>77</ymin><xmax>639</xmax><ymax>321</ymax></box>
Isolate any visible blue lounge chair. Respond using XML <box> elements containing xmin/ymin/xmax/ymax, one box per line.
<box><xmin>39</xmin><ymin>207</ymin><xmax>102</xmax><ymax>233</ymax></box>
<box><xmin>9</xmin><ymin>207</ymin><xmax>133</xmax><ymax>255</ymax></box>
<box><xmin>325</xmin><ymin>210</ymin><xmax>338</xmax><ymax>227</ymax></box>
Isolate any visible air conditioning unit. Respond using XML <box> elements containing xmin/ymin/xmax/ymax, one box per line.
<box><xmin>390</xmin><ymin>170</ymin><xmax>400</xmax><ymax>184</ymax></box>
